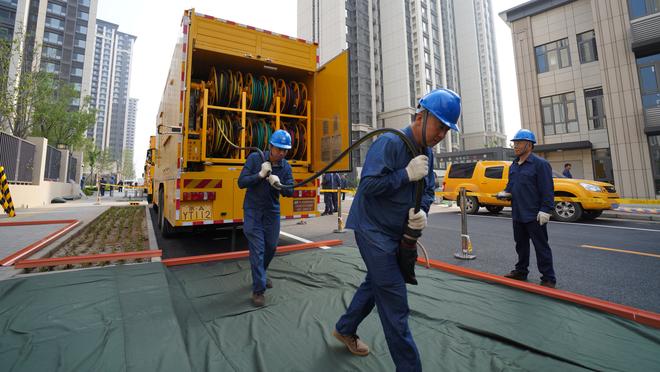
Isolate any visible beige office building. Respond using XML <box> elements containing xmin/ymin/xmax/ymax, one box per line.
<box><xmin>501</xmin><ymin>0</ymin><xmax>660</xmax><ymax>198</ymax></box>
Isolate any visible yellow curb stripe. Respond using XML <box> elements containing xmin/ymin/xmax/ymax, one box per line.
<box><xmin>580</xmin><ymin>245</ymin><xmax>660</xmax><ymax>259</ymax></box>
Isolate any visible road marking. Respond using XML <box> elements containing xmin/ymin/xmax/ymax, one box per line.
<box><xmin>280</xmin><ymin>231</ymin><xmax>333</xmax><ymax>250</ymax></box>
<box><xmin>469</xmin><ymin>214</ymin><xmax>660</xmax><ymax>233</ymax></box>
<box><xmin>581</xmin><ymin>245</ymin><xmax>660</xmax><ymax>259</ymax></box>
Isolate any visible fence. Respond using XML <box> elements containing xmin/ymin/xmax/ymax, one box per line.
<box><xmin>44</xmin><ymin>145</ymin><xmax>61</xmax><ymax>181</ymax></box>
<box><xmin>0</xmin><ymin>131</ymin><xmax>35</xmax><ymax>183</ymax></box>
<box><xmin>67</xmin><ymin>153</ymin><xmax>77</xmax><ymax>182</ymax></box>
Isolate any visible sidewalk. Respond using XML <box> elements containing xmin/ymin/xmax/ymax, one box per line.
<box><xmin>604</xmin><ymin>204</ymin><xmax>660</xmax><ymax>221</ymax></box>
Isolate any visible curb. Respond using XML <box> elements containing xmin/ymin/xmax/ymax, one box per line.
<box><xmin>145</xmin><ymin>205</ymin><xmax>160</xmax><ymax>262</ymax></box>
<box><xmin>602</xmin><ymin>212</ymin><xmax>660</xmax><ymax>222</ymax></box>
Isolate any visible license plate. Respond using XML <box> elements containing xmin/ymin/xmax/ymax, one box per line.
<box><xmin>181</xmin><ymin>203</ymin><xmax>212</xmax><ymax>221</ymax></box>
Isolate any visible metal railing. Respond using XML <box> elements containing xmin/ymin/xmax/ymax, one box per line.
<box><xmin>44</xmin><ymin>145</ymin><xmax>61</xmax><ymax>181</ymax></box>
<box><xmin>0</xmin><ymin>131</ymin><xmax>35</xmax><ymax>183</ymax></box>
<box><xmin>67</xmin><ymin>154</ymin><xmax>77</xmax><ymax>182</ymax></box>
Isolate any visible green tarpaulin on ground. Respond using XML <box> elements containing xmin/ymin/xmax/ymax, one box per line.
<box><xmin>1</xmin><ymin>247</ymin><xmax>659</xmax><ymax>371</ymax></box>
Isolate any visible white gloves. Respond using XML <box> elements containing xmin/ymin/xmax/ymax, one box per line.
<box><xmin>258</xmin><ymin>162</ymin><xmax>272</xmax><ymax>178</ymax></box>
<box><xmin>268</xmin><ymin>174</ymin><xmax>282</xmax><ymax>190</ymax></box>
<box><xmin>537</xmin><ymin>211</ymin><xmax>551</xmax><ymax>226</ymax></box>
<box><xmin>407</xmin><ymin>208</ymin><xmax>427</xmax><ymax>230</ymax></box>
<box><xmin>496</xmin><ymin>191</ymin><xmax>512</xmax><ymax>200</ymax></box>
<box><xmin>405</xmin><ymin>155</ymin><xmax>429</xmax><ymax>182</ymax></box>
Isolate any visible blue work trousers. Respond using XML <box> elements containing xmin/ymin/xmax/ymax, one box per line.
<box><xmin>335</xmin><ymin>231</ymin><xmax>421</xmax><ymax>372</ymax></box>
<box><xmin>513</xmin><ymin>220</ymin><xmax>556</xmax><ymax>283</ymax></box>
<box><xmin>244</xmin><ymin>208</ymin><xmax>280</xmax><ymax>294</ymax></box>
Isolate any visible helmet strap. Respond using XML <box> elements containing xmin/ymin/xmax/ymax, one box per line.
<box><xmin>421</xmin><ymin>110</ymin><xmax>428</xmax><ymax>149</ymax></box>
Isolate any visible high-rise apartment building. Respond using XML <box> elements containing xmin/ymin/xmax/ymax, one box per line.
<box><xmin>298</xmin><ymin>0</ymin><xmax>505</xmax><ymax>172</ymax></box>
<box><xmin>501</xmin><ymin>0</ymin><xmax>660</xmax><ymax>198</ymax></box>
<box><xmin>125</xmin><ymin>97</ymin><xmax>137</xmax><ymax>154</ymax></box>
<box><xmin>2</xmin><ymin>0</ymin><xmax>97</xmax><ymax>109</ymax></box>
<box><xmin>88</xmin><ymin>19</ymin><xmax>135</xmax><ymax>163</ymax></box>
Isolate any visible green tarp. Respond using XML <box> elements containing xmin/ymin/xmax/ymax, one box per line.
<box><xmin>1</xmin><ymin>247</ymin><xmax>659</xmax><ymax>371</ymax></box>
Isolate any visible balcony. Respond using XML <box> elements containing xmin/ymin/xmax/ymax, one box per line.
<box><xmin>631</xmin><ymin>12</ymin><xmax>660</xmax><ymax>52</ymax></box>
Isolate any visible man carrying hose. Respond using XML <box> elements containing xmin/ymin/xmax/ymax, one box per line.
<box><xmin>238</xmin><ymin>129</ymin><xmax>294</xmax><ymax>307</ymax></box>
<box><xmin>332</xmin><ymin>89</ymin><xmax>461</xmax><ymax>371</ymax></box>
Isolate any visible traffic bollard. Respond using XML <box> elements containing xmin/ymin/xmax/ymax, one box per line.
<box><xmin>334</xmin><ymin>188</ymin><xmax>346</xmax><ymax>233</ymax></box>
<box><xmin>454</xmin><ymin>187</ymin><xmax>476</xmax><ymax>260</ymax></box>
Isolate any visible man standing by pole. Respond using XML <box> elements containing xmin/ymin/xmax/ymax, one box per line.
<box><xmin>238</xmin><ymin>130</ymin><xmax>294</xmax><ymax>307</ymax></box>
<box><xmin>497</xmin><ymin>129</ymin><xmax>557</xmax><ymax>288</ymax></box>
<box><xmin>331</xmin><ymin>89</ymin><xmax>461</xmax><ymax>371</ymax></box>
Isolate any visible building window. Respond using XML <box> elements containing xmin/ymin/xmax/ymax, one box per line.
<box><xmin>78</xmin><ymin>11</ymin><xmax>89</xmax><ymax>21</ymax></box>
<box><xmin>650</xmin><ymin>135</ymin><xmax>660</xmax><ymax>195</ymax></box>
<box><xmin>47</xmin><ymin>3</ymin><xmax>66</xmax><ymax>16</ymax></box>
<box><xmin>577</xmin><ymin>30</ymin><xmax>598</xmax><ymax>63</ymax></box>
<box><xmin>629</xmin><ymin>0</ymin><xmax>660</xmax><ymax>19</ymax></box>
<box><xmin>637</xmin><ymin>53</ymin><xmax>660</xmax><ymax>127</ymax></box>
<box><xmin>44</xmin><ymin>31</ymin><xmax>63</xmax><ymax>45</ymax></box>
<box><xmin>535</xmin><ymin>38</ymin><xmax>571</xmax><ymax>73</ymax></box>
<box><xmin>43</xmin><ymin>62</ymin><xmax>59</xmax><ymax>73</ymax></box>
<box><xmin>423</xmin><ymin>35</ymin><xmax>429</xmax><ymax>49</ymax></box>
<box><xmin>585</xmin><ymin>88</ymin><xmax>606</xmax><ymax>130</ymax></box>
<box><xmin>540</xmin><ymin>92</ymin><xmax>579</xmax><ymax>135</ymax></box>
<box><xmin>592</xmin><ymin>149</ymin><xmax>615</xmax><ymax>185</ymax></box>
<box><xmin>45</xmin><ymin>17</ymin><xmax>64</xmax><ymax>30</ymax></box>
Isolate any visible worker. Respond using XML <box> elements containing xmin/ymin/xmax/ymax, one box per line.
<box><xmin>562</xmin><ymin>163</ymin><xmax>573</xmax><ymax>178</ymax></box>
<box><xmin>332</xmin><ymin>89</ymin><xmax>461</xmax><ymax>371</ymax></box>
<box><xmin>238</xmin><ymin>129</ymin><xmax>294</xmax><ymax>307</ymax></box>
<box><xmin>497</xmin><ymin>129</ymin><xmax>556</xmax><ymax>288</ymax></box>
<box><xmin>321</xmin><ymin>172</ymin><xmax>340</xmax><ymax>215</ymax></box>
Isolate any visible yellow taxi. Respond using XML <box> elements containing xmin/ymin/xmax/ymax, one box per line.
<box><xmin>441</xmin><ymin>161</ymin><xmax>619</xmax><ymax>222</ymax></box>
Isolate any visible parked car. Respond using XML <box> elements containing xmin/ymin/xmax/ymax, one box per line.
<box><xmin>441</xmin><ymin>161</ymin><xmax>620</xmax><ymax>222</ymax></box>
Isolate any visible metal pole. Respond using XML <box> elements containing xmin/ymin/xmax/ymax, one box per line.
<box><xmin>95</xmin><ymin>176</ymin><xmax>101</xmax><ymax>205</ymax></box>
<box><xmin>454</xmin><ymin>187</ymin><xmax>476</xmax><ymax>260</ymax></box>
<box><xmin>334</xmin><ymin>187</ymin><xmax>346</xmax><ymax>233</ymax></box>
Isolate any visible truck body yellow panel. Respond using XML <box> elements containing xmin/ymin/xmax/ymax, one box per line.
<box><xmin>152</xmin><ymin>9</ymin><xmax>349</xmax><ymax>235</ymax></box>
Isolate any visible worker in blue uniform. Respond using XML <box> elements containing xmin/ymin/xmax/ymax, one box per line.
<box><xmin>332</xmin><ymin>89</ymin><xmax>461</xmax><ymax>371</ymax></box>
<box><xmin>497</xmin><ymin>129</ymin><xmax>557</xmax><ymax>288</ymax></box>
<box><xmin>238</xmin><ymin>130</ymin><xmax>294</xmax><ymax>307</ymax></box>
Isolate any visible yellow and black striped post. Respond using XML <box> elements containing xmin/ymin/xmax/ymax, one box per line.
<box><xmin>0</xmin><ymin>166</ymin><xmax>16</xmax><ymax>217</ymax></box>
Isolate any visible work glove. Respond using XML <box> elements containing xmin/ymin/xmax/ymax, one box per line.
<box><xmin>537</xmin><ymin>211</ymin><xmax>551</xmax><ymax>226</ymax></box>
<box><xmin>258</xmin><ymin>162</ymin><xmax>272</xmax><ymax>178</ymax></box>
<box><xmin>268</xmin><ymin>174</ymin><xmax>282</xmax><ymax>190</ymax></box>
<box><xmin>496</xmin><ymin>191</ymin><xmax>512</xmax><ymax>200</ymax></box>
<box><xmin>407</xmin><ymin>208</ymin><xmax>427</xmax><ymax>230</ymax></box>
<box><xmin>405</xmin><ymin>155</ymin><xmax>429</xmax><ymax>182</ymax></box>
<box><xmin>397</xmin><ymin>245</ymin><xmax>419</xmax><ymax>285</ymax></box>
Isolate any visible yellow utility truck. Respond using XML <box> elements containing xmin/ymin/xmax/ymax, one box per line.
<box><xmin>152</xmin><ymin>9</ymin><xmax>350</xmax><ymax>237</ymax></box>
<box><xmin>144</xmin><ymin>135</ymin><xmax>157</xmax><ymax>203</ymax></box>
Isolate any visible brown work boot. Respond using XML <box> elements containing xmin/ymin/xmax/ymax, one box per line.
<box><xmin>332</xmin><ymin>329</ymin><xmax>369</xmax><ymax>356</ymax></box>
<box><xmin>266</xmin><ymin>278</ymin><xmax>273</xmax><ymax>289</ymax></box>
<box><xmin>540</xmin><ymin>280</ymin><xmax>556</xmax><ymax>289</ymax></box>
<box><xmin>503</xmin><ymin>270</ymin><xmax>528</xmax><ymax>281</ymax></box>
<box><xmin>252</xmin><ymin>292</ymin><xmax>265</xmax><ymax>307</ymax></box>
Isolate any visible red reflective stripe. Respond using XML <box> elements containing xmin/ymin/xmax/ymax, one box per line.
<box><xmin>184</xmin><ymin>179</ymin><xmax>192</xmax><ymax>187</ymax></box>
<box><xmin>183</xmin><ymin>24</ymin><xmax>188</xmax><ymax>34</ymax></box>
<box><xmin>175</xmin><ymin>199</ymin><xmax>180</xmax><ymax>210</ymax></box>
<box><xmin>192</xmin><ymin>221</ymin><xmax>204</xmax><ymax>226</ymax></box>
<box><xmin>214</xmin><ymin>180</ymin><xmax>222</xmax><ymax>188</ymax></box>
<box><xmin>196</xmin><ymin>179</ymin><xmax>211</xmax><ymax>188</ymax></box>
<box><xmin>182</xmin><ymin>42</ymin><xmax>187</xmax><ymax>53</ymax></box>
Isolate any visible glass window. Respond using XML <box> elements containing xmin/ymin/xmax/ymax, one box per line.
<box><xmin>640</xmin><ymin>65</ymin><xmax>658</xmax><ymax>91</ymax></box>
<box><xmin>577</xmin><ymin>30</ymin><xmax>598</xmax><ymax>64</ymax></box>
<box><xmin>585</xmin><ymin>88</ymin><xmax>606</xmax><ymax>130</ymax></box>
<box><xmin>628</xmin><ymin>0</ymin><xmax>660</xmax><ymax>19</ymax></box>
<box><xmin>650</xmin><ymin>135</ymin><xmax>660</xmax><ymax>195</ymax></box>
<box><xmin>42</xmin><ymin>46</ymin><xmax>61</xmax><ymax>59</ymax></box>
<box><xmin>540</xmin><ymin>92</ymin><xmax>579</xmax><ymax>135</ymax></box>
<box><xmin>42</xmin><ymin>61</ymin><xmax>59</xmax><ymax>73</ymax></box>
<box><xmin>423</xmin><ymin>35</ymin><xmax>429</xmax><ymax>49</ymax></box>
<box><xmin>535</xmin><ymin>38</ymin><xmax>571</xmax><ymax>73</ymax></box>
<box><xmin>45</xmin><ymin>17</ymin><xmax>64</xmax><ymax>30</ymax></box>
<box><xmin>71</xmin><ymin>67</ymin><xmax>83</xmax><ymax>77</ymax></box>
<box><xmin>44</xmin><ymin>31</ymin><xmax>63</xmax><ymax>45</ymax></box>
<box><xmin>78</xmin><ymin>11</ymin><xmax>89</xmax><ymax>21</ymax></box>
<box><xmin>77</xmin><ymin>25</ymin><xmax>87</xmax><ymax>34</ymax></box>
<box><xmin>484</xmin><ymin>166</ymin><xmax>504</xmax><ymax>179</ymax></box>
<box><xmin>76</xmin><ymin>38</ymin><xmax>86</xmax><ymax>48</ymax></box>
<box><xmin>47</xmin><ymin>2</ymin><xmax>66</xmax><ymax>16</ymax></box>
<box><xmin>79</xmin><ymin>0</ymin><xmax>90</xmax><ymax>6</ymax></box>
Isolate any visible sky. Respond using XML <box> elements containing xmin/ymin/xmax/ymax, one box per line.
<box><xmin>96</xmin><ymin>0</ymin><xmax>528</xmax><ymax>179</ymax></box>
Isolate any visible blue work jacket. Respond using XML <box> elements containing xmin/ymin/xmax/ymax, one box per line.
<box><xmin>238</xmin><ymin>151</ymin><xmax>293</xmax><ymax>212</ymax></box>
<box><xmin>346</xmin><ymin>126</ymin><xmax>435</xmax><ymax>239</ymax></box>
<box><xmin>505</xmin><ymin>153</ymin><xmax>554</xmax><ymax>223</ymax></box>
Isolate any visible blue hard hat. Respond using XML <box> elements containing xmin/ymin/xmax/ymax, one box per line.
<box><xmin>512</xmin><ymin>129</ymin><xmax>536</xmax><ymax>144</ymax></box>
<box><xmin>418</xmin><ymin>88</ymin><xmax>461</xmax><ymax>131</ymax></box>
<box><xmin>270</xmin><ymin>129</ymin><xmax>292</xmax><ymax>149</ymax></box>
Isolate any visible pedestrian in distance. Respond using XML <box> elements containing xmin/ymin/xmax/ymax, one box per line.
<box><xmin>332</xmin><ymin>88</ymin><xmax>461</xmax><ymax>371</ymax></box>
<box><xmin>80</xmin><ymin>175</ymin><xmax>85</xmax><ymax>190</ymax></box>
<box><xmin>321</xmin><ymin>173</ymin><xmax>337</xmax><ymax>215</ymax></box>
<box><xmin>497</xmin><ymin>129</ymin><xmax>557</xmax><ymax>288</ymax></box>
<box><xmin>340</xmin><ymin>174</ymin><xmax>348</xmax><ymax>201</ymax></box>
<box><xmin>562</xmin><ymin>163</ymin><xmax>573</xmax><ymax>178</ymax></box>
<box><xmin>330</xmin><ymin>173</ymin><xmax>341</xmax><ymax>213</ymax></box>
<box><xmin>100</xmin><ymin>177</ymin><xmax>106</xmax><ymax>197</ymax></box>
<box><xmin>238</xmin><ymin>129</ymin><xmax>294</xmax><ymax>307</ymax></box>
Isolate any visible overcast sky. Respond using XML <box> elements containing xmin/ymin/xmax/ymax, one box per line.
<box><xmin>97</xmin><ymin>0</ymin><xmax>527</xmax><ymax>179</ymax></box>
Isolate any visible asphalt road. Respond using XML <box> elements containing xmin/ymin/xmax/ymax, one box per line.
<box><xmin>150</xmin><ymin>204</ymin><xmax>660</xmax><ymax>313</ymax></box>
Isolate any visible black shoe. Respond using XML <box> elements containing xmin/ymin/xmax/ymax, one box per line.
<box><xmin>266</xmin><ymin>278</ymin><xmax>273</xmax><ymax>289</ymax></box>
<box><xmin>321</xmin><ymin>212</ymin><xmax>328</xmax><ymax>216</ymax></box>
<box><xmin>503</xmin><ymin>270</ymin><xmax>528</xmax><ymax>281</ymax></box>
<box><xmin>252</xmin><ymin>292</ymin><xmax>265</xmax><ymax>307</ymax></box>
<box><xmin>540</xmin><ymin>280</ymin><xmax>556</xmax><ymax>289</ymax></box>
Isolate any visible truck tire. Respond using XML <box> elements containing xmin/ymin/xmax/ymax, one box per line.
<box><xmin>485</xmin><ymin>205</ymin><xmax>504</xmax><ymax>214</ymax></box>
<box><xmin>147</xmin><ymin>193</ymin><xmax>153</xmax><ymax>204</ymax></box>
<box><xmin>459</xmin><ymin>195</ymin><xmax>480</xmax><ymax>214</ymax></box>
<box><xmin>552</xmin><ymin>201</ymin><xmax>583</xmax><ymax>222</ymax></box>
<box><xmin>158</xmin><ymin>188</ymin><xmax>175</xmax><ymax>238</ymax></box>
<box><xmin>581</xmin><ymin>210</ymin><xmax>603</xmax><ymax>220</ymax></box>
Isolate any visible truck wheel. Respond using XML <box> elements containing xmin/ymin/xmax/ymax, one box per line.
<box><xmin>147</xmin><ymin>194</ymin><xmax>153</xmax><ymax>204</ymax></box>
<box><xmin>552</xmin><ymin>201</ymin><xmax>583</xmax><ymax>222</ymax></box>
<box><xmin>158</xmin><ymin>188</ymin><xmax>175</xmax><ymax>238</ymax></box>
<box><xmin>459</xmin><ymin>195</ymin><xmax>480</xmax><ymax>214</ymax></box>
<box><xmin>582</xmin><ymin>210</ymin><xmax>603</xmax><ymax>220</ymax></box>
<box><xmin>485</xmin><ymin>205</ymin><xmax>504</xmax><ymax>214</ymax></box>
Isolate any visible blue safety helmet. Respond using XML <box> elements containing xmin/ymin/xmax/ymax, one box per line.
<box><xmin>270</xmin><ymin>129</ymin><xmax>292</xmax><ymax>149</ymax></box>
<box><xmin>511</xmin><ymin>129</ymin><xmax>536</xmax><ymax>144</ymax></box>
<box><xmin>418</xmin><ymin>88</ymin><xmax>461</xmax><ymax>131</ymax></box>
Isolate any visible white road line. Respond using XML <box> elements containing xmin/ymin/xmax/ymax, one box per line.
<box><xmin>279</xmin><ymin>231</ymin><xmax>333</xmax><ymax>250</ymax></box>
<box><xmin>470</xmin><ymin>214</ymin><xmax>660</xmax><ymax>233</ymax></box>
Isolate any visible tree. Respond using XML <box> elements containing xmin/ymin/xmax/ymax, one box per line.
<box><xmin>31</xmin><ymin>81</ymin><xmax>96</xmax><ymax>149</ymax></box>
<box><xmin>83</xmin><ymin>139</ymin><xmax>112</xmax><ymax>185</ymax></box>
<box><xmin>120</xmin><ymin>149</ymin><xmax>135</xmax><ymax>180</ymax></box>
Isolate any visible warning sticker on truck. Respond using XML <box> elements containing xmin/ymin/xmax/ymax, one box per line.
<box><xmin>181</xmin><ymin>204</ymin><xmax>212</xmax><ymax>221</ymax></box>
<box><xmin>293</xmin><ymin>199</ymin><xmax>315</xmax><ymax>212</ymax></box>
